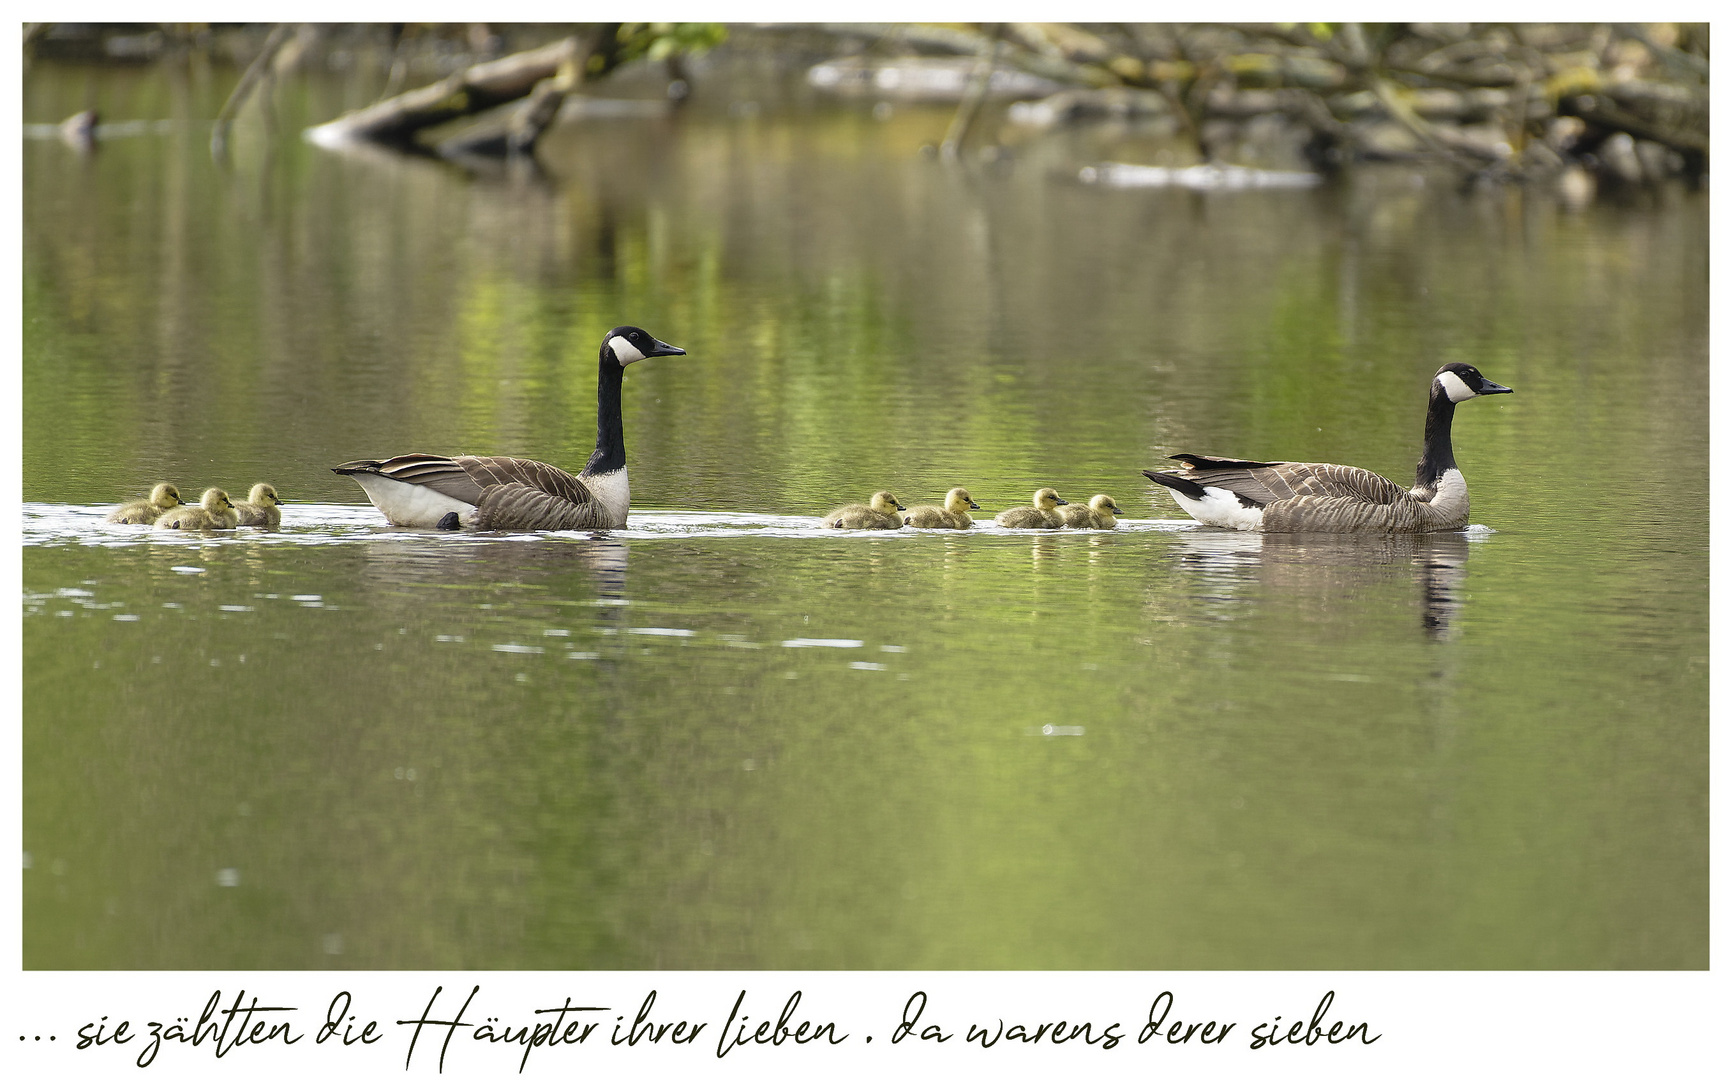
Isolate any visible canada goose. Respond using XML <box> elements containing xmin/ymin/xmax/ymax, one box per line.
<box><xmin>824</xmin><ymin>491</ymin><xmax>907</xmax><ymax>529</ymax></box>
<box><xmin>1059</xmin><ymin>494</ymin><xmax>1122</xmax><ymax>529</ymax></box>
<box><xmin>1143</xmin><ymin>363</ymin><xmax>1513</xmax><ymax>533</ymax></box>
<box><xmin>155</xmin><ymin>488</ymin><xmax>240</xmax><ymax>531</ymax></box>
<box><xmin>994</xmin><ymin>488</ymin><xmax>1069</xmax><ymax>529</ymax></box>
<box><xmin>235</xmin><ymin>483</ymin><xmax>284</xmax><ymax>529</ymax></box>
<box><xmin>333</xmin><ymin>326</ymin><xmax>685</xmax><ymax>530</ymax></box>
<box><xmin>106</xmin><ymin>483</ymin><xmax>186</xmax><ymax>525</ymax></box>
<box><xmin>902</xmin><ymin>487</ymin><xmax>980</xmax><ymax>529</ymax></box>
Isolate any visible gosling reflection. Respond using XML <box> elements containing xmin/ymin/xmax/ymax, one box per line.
<box><xmin>1169</xmin><ymin>530</ymin><xmax>1474</xmax><ymax>638</ymax></box>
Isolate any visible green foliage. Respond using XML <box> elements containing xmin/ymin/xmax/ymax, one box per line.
<box><xmin>614</xmin><ymin>22</ymin><xmax>728</xmax><ymax>64</ymax></box>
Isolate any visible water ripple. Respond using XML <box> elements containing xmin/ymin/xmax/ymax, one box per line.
<box><xmin>23</xmin><ymin>503</ymin><xmax>1199</xmax><ymax>547</ymax></box>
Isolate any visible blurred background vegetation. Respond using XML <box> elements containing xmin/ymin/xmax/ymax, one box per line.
<box><xmin>26</xmin><ymin>22</ymin><xmax>1708</xmax><ymax>190</ymax></box>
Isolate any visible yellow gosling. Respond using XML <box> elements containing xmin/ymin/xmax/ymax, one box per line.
<box><xmin>823</xmin><ymin>491</ymin><xmax>906</xmax><ymax>530</ymax></box>
<box><xmin>902</xmin><ymin>487</ymin><xmax>979</xmax><ymax>529</ymax></box>
<box><xmin>155</xmin><ymin>488</ymin><xmax>239</xmax><ymax>531</ymax></box>
<box><xmin>235</xmin><ymin>483</ymin><xmax>284</xmax><ymax>529</ymax></box>
<box><xmin>1060</xmin><ymin>494</ymin><xmax>1122</xmax><ymax>529</ymax></box>
<box><xmin>994</xmin><ymin>488</ymin><xmax>1068</xmax><ymax>529</ymax></box>
<box><xmin>107</xmin><ymin>483</ymin><xmax>186</xmax><ymax>525</ymax></box>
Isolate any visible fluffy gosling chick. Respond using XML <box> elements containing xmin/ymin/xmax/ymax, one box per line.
<box><xmin>994</xmin><ymin>488</ymin><xmax>1068</xmax><ymax>529</ymax></box>
<box><xmin>155</xmin><ymin>488</ymin><xmax>239</xmax><ymax>531</ymax></box>
<box><xmin>902</xmin><ymin>487</ymin><xmax>980</xmax><ymax>529</ymax></box>
<box><xmin>107</xmin><ymin>483</ymin><xmax>186</xmax><ymax>525</ymax></box>
<box><xmin>824</xmin><ymin>491</ymin><xmax>906</xmax><ymax>529</ymax></box>
<box><xmin>1060</xmin><ymin>494</ymin><xmax>1122</xmax><ymax>529</ymax></box>
<box><xmin>235</xmin><ymin>483</ymin><xmax>284</xmax><ymax>529</ymax></box>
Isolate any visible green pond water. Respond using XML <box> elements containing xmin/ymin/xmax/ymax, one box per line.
<box><xmin>21</xmin><ymin>53</ymin><xmax>1707</xmax><ymax>969</ymax></box>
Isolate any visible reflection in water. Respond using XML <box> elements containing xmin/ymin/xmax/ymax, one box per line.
<box><xmin>355</xmin><ymin>532</ymin><xmax>630</xmax><ymax>597</ymax></box>
<box><xmin>1413</xmin><ymin>536</ymin><xmax>1470</xmax><ymax>639</ymax></box>
<box><xmin>1170</xmin><ymin>529</ymin><xmax>1474</xmax><ymax>638</ymax></box>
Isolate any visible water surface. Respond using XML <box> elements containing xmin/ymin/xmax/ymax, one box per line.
<box><xmin>22</xmin><ymin>51</ymin><xmax>1707</xmax><ymax>969</ymax></box>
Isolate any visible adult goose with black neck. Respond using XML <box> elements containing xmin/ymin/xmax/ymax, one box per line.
<box><xmin>1142</xmin><ymin>363</ymin><xmax>1512</xmax><ymax>533</ymax></box>
<box><xmin>334</xmin><ymin>325</ymin><xmax>685</xmax><ymax>530</ymax></box>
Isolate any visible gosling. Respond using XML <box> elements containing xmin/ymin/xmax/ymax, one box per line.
<box><xmin>107</xmin><ymin>483</ymin><xmax>186</xmax><ymax>525</ymax></box>
<box><xmin>994</xmin><ymin>488</ymin><xmax>1069</xmax><ymax>529</ymax></box>
<box><xmin>235</xmin><ymin>483</ymin><xmax>284</xmax><ymax>529</ymax></box>
<box><xmin>155</xmin><ymin>488</ymin><xmax>240</xmax><ymax>531</ymax></box>
<box><xmin>824</xmin><ymin>491</ymin><xmax>906</xmax><ymax>529</ymax></box>
<box><xmin>1059</xmin><ymin>494</ymin><xmax>1122</xmax><ymax>529</ymax></box>
<box><xmin>902</xmin><ymin>487</ymin><xmax>980</xmax><ymax>529</ymax></box>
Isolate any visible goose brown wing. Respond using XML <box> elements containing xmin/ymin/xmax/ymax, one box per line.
<box><xmin>1170</xmin><ymin>455</ymin><xmax>1407</xmax><ymax>507</ymax></box>
<box><xmin>473</xmin><ymin>481</ymin><xmax>608</xmax><ymax>531</ymax></box>
<box><xmin>332</xmin><ymin>454</ymin><xmax>598</xmax><ymax>510</ymax></box>
<box><xmin>1263</xmin><ymin>463</ymin><xmax>1410</xmax><ymax>505</ymax></box>
<box><xmin>453</xmin><ymin>456</ymin><xmax>595</xmax><ymax>506</ymax></box>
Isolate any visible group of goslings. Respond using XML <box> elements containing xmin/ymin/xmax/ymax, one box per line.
<box><xmin>108</xmin><ymin>482</ymin><xmax>283</xmax><ymax>530</ymax></box>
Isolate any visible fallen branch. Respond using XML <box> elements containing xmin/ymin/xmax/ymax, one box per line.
<box><xmin>306</xmin><ymin>35</ymin><xmax>590</xmax><ymax>150</ymax></box>
<box><xmin>211</xmin><ymin>23</ymin><xmax>294</xmax><ymax>159</ymax></box>
<box><xmin>1561</xmin><ymin>92</ymin><xmax>1708</xmax><ymax>155</ymax></box>
<box><xmin>1371</xmin><ymin>77</ymin><xmax>1506</xmax><ymax>167</ymax></box>
<box><xmin>941</xmin><ymin>27</ymin><xmax>1003</xmax><ymax>159</ymax></box>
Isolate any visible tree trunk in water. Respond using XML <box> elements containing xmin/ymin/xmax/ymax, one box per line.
<box><xmin>306</xmin><ymin>33</ymin><xmax>607</xmax><ymax>154</ymax></box>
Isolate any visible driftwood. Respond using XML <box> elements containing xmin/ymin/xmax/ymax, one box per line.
<box><xmin>940</xmin><ymin>26</ymin><xmax>1004</xmax><ymax>160</ymax></box>
<box><xmin>299</xmin><ymin>23</ymin><xmax>730</xmax><ymax>168</ymax></box>
<box><xmin>211</xmin><ymin>22</ymin><xmax>294</xmax><ymax>159</ymax></box>
<box><xmin>305</xmin><ymin>32</ymin><xmax>607</xmax><ymax>157</ymax></box>
<box><xmin>814</xmin><ymin>22</ymin><xmax>1708</xmax><ymax>187</ymax></box>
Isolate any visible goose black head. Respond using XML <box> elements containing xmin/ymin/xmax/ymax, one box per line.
<box><xmin>1434</xmin><ymin>363</ymin><xmax>1513</xmax><ymax>403</ymax></box>
<box><xmin>603</xmin><ymin>325</ymin><xmax>686</xmax><ymax>367</ymax></box>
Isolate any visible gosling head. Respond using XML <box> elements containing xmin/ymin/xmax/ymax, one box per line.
<box><xmin>603</xmin><ymin>325</ymin><xmax>686</xmax><ymax>367</ymax></box>
<box><xmin>199</xmin><ymin>488</ymin><xmax>234</xmax><ymax>512</ymax></box>
<box><xmin>870</xmin><ymin>491</ymin><xmax>907</xmax><ymax>514</ymax></box>
<box><xmin>1089</xmin><ymin>494</ymin><xmax>1121</xmax><ymax>516</ymax></box>
<box><xmin>1033</xmin><ymin>488</ymin><xmax>1068</xmax><ymax>510</ymax></box>
<box><xmin>247</xmin><ymin>483</ymin><xmax>283</xmax><ymax>506</ymax></box>
<box><xmin>1433</xmin><ymin>363</ymin><xmax>1512</xmax><ymax>404</ymax></box>
<box><xmin>945</xmin><ymin>488</ymin><xmax>981</xmax><ymax>513</ymax></box>
<box><xmin>150</xmin><ymin>483</ymin><xmax>186</xmax><ymax>509</ymax></box>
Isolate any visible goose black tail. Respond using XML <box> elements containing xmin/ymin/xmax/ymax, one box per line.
<box><xmin>1142</xmin><ymin>469</ymin><xmax>1208</xmax><ymax>501</ymax></box>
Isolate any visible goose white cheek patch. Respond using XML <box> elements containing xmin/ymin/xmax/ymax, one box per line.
<box><xmin>1437</xmin><ymin>370</ymin><xmax>1475</xmax><ymax>402</ymax></box>
<box><xmin>609</xmin><ymin>336</ymin><xmax>647</xmax><ymax>365</ymax></box>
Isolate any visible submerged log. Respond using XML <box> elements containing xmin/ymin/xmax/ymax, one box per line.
<box><xmin>303</xmin><ymin>24</ymin><xmax>725</xmax><ymax>167</ymax></box>
<box><xmin>431</xmin><ymin>68</ymin><xmax>580</xmax><ymax>162</ymax></box>
<box><xmin>306</xmin><ymin>34</ymin><xmax>596</xmax><ymax>154</ymax></box>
